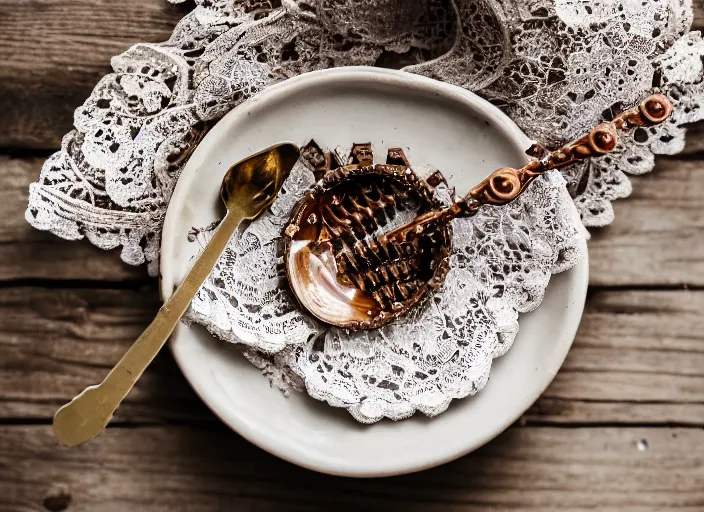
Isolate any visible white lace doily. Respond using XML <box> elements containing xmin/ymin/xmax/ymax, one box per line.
<box><xmin>24</xmin><ymin>0</ymin><xmax>704</xmax><ymax>421</ymax></box>
<box><xmin>185</xmin><ymin>143</ymin><xmax>587</xmax><ymax>422</ymax></box>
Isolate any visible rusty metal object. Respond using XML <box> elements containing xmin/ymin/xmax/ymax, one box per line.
<box><xmin>460</xmin><ymin>93</ymin><xmax>673</xmax><ymax>215</ymax></box>
<box><xmin>284</xmin><ymin>94</ymin><xmax>673</xmax><ymax>330</ymax></box>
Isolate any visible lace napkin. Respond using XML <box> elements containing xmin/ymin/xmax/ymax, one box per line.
<box><xmin>186</xmin><ymin>149</ymin><xmax>586</xmax><ymax>422</ymax></box>
<box><xmin>25</xmin><ymin>0</ymin><xmax>704</xmax><ymax>421</ymax></box>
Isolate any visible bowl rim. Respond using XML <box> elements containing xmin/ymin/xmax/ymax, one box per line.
<box><xmin>160</xmin><ymin>66</ymin><xmax>589</xmax><ymax>477</ymax></box>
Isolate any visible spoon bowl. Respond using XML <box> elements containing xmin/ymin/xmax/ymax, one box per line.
<box><xmin>222</xmin><ymin>143</ymin><xmax>300</xmax><ymax>218</ymax></box>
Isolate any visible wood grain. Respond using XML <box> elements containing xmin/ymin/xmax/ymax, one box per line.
<box><xmin>0</xmin><ymin>0</ymin><xmax>190</xmax><ymax>149</ymax></box>
<box><xmin>0</xmin><ymin>286</ymin><xmax>210</xmax><ymax>422</ymax></box>
<box><xmin>588</xmin><ymin>157</ymin><xmax>704</xmax><ymax>287</ymax></box>
<box><xmin>528</xmin><ymin>289</ymin><xmax>704</xmax><ymax>425</ymax></box>
<box><xmin>1</xmin><ymin>425</ymin><xmax>702</xmax><ymax>511</ymax></box>
<box><xmin>0</xmin><ymin>0</ymin><xmax>702</xmax><ymax>150</ymax></box>
<box><xmin>4</xmin><ymin>154</ymin><xmax>704</xmax><ymax>286</ymax></box>
<box><xmin>1</xmin><ymin>286</ymin><xmax>701</xmax><ymax>425</ymax></box>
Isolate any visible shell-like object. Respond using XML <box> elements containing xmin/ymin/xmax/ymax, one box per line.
<box><xmin>283</xmin><ymin>143</ymin><xmax>452</xmax><ymax>330</ymax></box>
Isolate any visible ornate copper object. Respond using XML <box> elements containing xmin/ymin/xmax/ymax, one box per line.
<box><xmin>284</xmin><ymin>94</ymin><xmax>673</xmax><ymax>330</ymax></box>
<box><xmin>284</xmin><ymin>143</ymin><xmax>452</xmax><ymax>330</ymax></box>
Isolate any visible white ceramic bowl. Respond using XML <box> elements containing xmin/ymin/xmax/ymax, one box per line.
<box><xmin>160</xmin><ymin>67</ymin><xmax>589</xmax><ymax>477</ymax></box>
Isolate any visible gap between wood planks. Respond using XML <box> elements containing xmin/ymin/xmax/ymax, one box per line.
<box><xmin>0</xmin><ymin>417</ymin><xmax>701</xmax><ymax>429</ymax></box>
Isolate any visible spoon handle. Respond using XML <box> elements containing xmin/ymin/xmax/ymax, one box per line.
<box><xmin>53</xmin><ymin>210</ymin><xmax>244</xmax><ymax>447</ymax></box>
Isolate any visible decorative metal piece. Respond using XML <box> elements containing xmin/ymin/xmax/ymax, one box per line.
<box><xmin>284</xmin><ymin>94</ymin><xmax>673</xmax><ymax>330</ymax></box>
<box><xmin>284</xmin><ymin>143</ymin><xmax>452</xmax><ymax>330</ymax></box>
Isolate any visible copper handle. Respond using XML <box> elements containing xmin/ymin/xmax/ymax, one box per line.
<box><xmin>459</xmin><ymin>93</ymin><xmax>674</xmax><ymax>215</ymax></box>
<box><xmin>304</xmin><ymin>94</ymin><xmax>674</xmax><ymax>264</ymax></box>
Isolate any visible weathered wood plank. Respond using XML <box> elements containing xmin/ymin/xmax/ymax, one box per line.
<box><xmin>1</xmin><ymin>286</ymin><xmax>701</xmax><ymax>425</ymax></box>
<box><xmin>4</xmin><ymin>154</ymin><xmax>704</xmax><ymax>285</ymax></box>
<box><xmin>0</xmin><ymin>0</ymin><xmax>702</xmax><ymax>150</ymax></box>
<box><xmin>695</xmin><ymin>0</ymin><xmax>704</xmax><ymax>31</ymax></box>
<box><xmin>0</xmin><ymin>286</ymin><xmax>211</xmax><ymax>422</ymax></box>
<box><xmin>588</xmin><ymin>157</ymin><xmax>704</xmax><ymax>287</ymax></box>
<box><xmin>680</xmin><ymin>121</ymin><xmax>704</xmax><ymax>155</ymax></box>
<box><xmin>1</xmin><ymin>425</ymin><xmax>702</xmax><ymax>511</ymax></box>
<box><xmin>528</xmin><ymin>289</ymin><xmax>704</xmax><ymax>425</ymax></box>
<box><xmin>0</xmin><ymin>0</ymin><xmax>190</xmax><ymax>149</ymax></box>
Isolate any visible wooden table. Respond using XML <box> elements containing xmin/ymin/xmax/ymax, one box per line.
<box><xmin>1</xmin><ymin>2</ymin><xmax>703</xmax><ymax>510</ymax></box>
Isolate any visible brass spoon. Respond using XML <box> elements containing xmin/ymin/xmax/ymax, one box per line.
<box><xmin>53</xmin><ymin>142</ymin><xmax>300</xmax><ymax>447</ymax></box>
<box><xmin>282</xmin><ymin>93</ymin><xmax>673</xmax><ymax>330</ymax></box>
